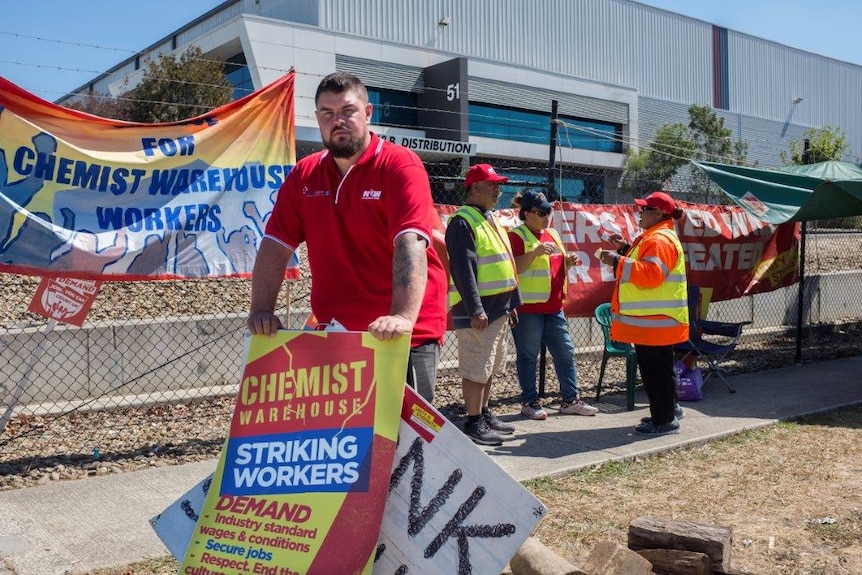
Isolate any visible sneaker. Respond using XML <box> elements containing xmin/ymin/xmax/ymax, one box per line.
<box><xmin>464</xmin><ymin>418</ymin><xmax>504</xmax><ymax>446</ymax></box>
<box><xmin>640</xmin><ymin>404</ymin><xmax>685</xmax><ymax>424</ymax></box>
<box><xmin>482</xmin><ymin>408</ymin><xmax>515</xmax><ymax>434</ymax></box>
<box><xmin>634</xmin><ymin>417</ymin><xmax>680</xmax><ymax>436</ymax></box>
<box><xmin>520</xmin><ymin>401</ymin><xmax>548</xmax><ymax>421</ymax></box>
<box><xmin>559</xmin><ymin>399</ymin><xmax>599</xmax><ymax>416</ymax></box>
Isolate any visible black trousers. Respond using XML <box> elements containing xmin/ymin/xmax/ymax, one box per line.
<box><xmin>634</xmin><ymin>344</ymin><xmax>678</xmax><ymax>425</ymax></box>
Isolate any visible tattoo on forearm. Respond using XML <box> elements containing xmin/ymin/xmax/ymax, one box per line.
<box><xmin>393</xmin><ymin>238</ymin><xmax>422</xmax><ymax>289</ymax></box>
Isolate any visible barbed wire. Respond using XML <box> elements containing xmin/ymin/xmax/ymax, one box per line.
<box><xmin>2</xmin><ymin>31</ymin><xmax>855</xmax><ymax>165</ymax></box>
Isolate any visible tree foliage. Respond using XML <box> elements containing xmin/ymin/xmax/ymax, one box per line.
<box><xmin>63</xmin><ymin>47</ymin><xmax>233</xmax><ymax>123</ymax></box>
<box><xmin>622</xmin><ymin>123</ymin><xmax>693</xmax><ymax>194</ymax></box>
<box><xmin>622</xmin><ymin>104</ymin><xmax>748</xmax><ymax>194</ymax></box>
<box><xmin>687</xmin><ymin>104</ymin><xmax>748</xmax><ymax>165</ymax></box>
<box><xmin>64</xmin><ymin>92</ymin><xmax>131</xmax><ymax>121</ymax></box>
<box><xmin>780</xmin><ymin>125</ymin><xmax>851</xmax><ymax>165</ymax></box>
<box><xmin>126</xmin><ymin>46</ymin><xmax>232</xmax><ymax>123</ymax></box>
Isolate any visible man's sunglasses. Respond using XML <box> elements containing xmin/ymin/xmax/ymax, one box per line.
<box><xmin>530</xmin><ymin>208</ymin><xmax>551</xmax><ymax>217</ymax></box>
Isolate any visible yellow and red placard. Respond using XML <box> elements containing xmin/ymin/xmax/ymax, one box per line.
<box><xmin>180</xmin><ymin>331</ymin><xmax>407</xmax><ymax>575</ymax></box>
<box><xmin>0</xmin><ymin>73</ymin><xmax>295</xmax><ymax>280</ymax></box>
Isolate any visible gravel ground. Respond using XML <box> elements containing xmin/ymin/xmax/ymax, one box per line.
<box><xmin>1</xmin><ymin>235</ymin><xmax>861</xmax><ymax>491</ymax></box>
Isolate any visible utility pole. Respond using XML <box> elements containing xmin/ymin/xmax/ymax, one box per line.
<box><xmin>546</xmin><ymin>100</ymin><xmax>559</xmax><ymax>201</ymax></box>
<box><xmin>795</xmin><ymin>138</ymin><xmax>811</xmax><ymax>363</ymax></box>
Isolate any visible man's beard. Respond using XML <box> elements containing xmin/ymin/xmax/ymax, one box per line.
<box><xmin>324</xmin><ymin>128</ymin><xmax>365</xmax><ymax>158</ymax></box>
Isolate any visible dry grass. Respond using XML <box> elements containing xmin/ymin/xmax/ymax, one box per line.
<box><xmin>525</xmin><ymin>405</ymin><xmax>862</xmax><ymax>574</ymax></box>
<box><xmin>85</xmin><ymin>405</ymin><xmax>862</xmax><ymax>575</ymax></box>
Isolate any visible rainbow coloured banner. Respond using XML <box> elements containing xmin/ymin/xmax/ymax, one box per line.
<box><xmin>179</xmin><ymin>331</ymin><xmax>407</xmax><ymax>574</ymax></box>
<box><xmin>0</xmin><ymin>73</ymin><xmax>295</xmax><ymax>280</ymax></box>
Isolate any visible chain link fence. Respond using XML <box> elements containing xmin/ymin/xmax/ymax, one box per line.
<box><xmin>2</xmin><ymin>156</ymin><xmax>862</xmax><ymax>470</ymax></box>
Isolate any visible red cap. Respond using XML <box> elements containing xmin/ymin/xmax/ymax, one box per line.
<box><xmin>464</xmin><ymin>163</ymin><xmax>509</xmax><ymax>188</ymax></box>
<box><xmin>634</xmin><ymin>191</ymin><xmax>676</xmax><ymax>214</ymax></box>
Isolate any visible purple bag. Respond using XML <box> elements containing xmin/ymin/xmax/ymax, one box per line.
<box><xmin>674</xmin><ymin>360</ymin><xmax>704</xmax><ymax>401</ymax></box>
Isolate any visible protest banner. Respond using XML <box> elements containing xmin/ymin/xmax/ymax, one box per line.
<box><xmin>173</xmin><ymin>330</ymin><xmax>407</xmax><ymax>574</ymax></box>
<box><xmin>435</xmin><ymin>201</ymin><xmax>799</xmax><ymax>317</ymax></box>
<box><xmin>0</xmin><ymin>72</ymin><xmax>295</xmax><ymax>280</ymax></box>
<box><xmin>153</xmin><ymin>387</ymin><xmax>546</xmax><ymax>575</ymax></box>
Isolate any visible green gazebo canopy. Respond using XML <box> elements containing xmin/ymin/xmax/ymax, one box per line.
<box><xmin>694</xmin><ymin>160</ymin><xmax>862</xmax><ymax>224</ymax></box>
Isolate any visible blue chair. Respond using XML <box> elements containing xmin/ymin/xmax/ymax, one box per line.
<box><xmin>594</xmin><ymin>303</ymin><xmax>638</xmax><ymax>411</ymax></box>
<box><xmin>674</xmin><ymin>285</ymin><xmax>751</xmax><ymax>393</ymax></box>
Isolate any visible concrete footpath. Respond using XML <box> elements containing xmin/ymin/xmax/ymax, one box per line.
<box><xmin>1</xmin><ymin>356</ymin><xmax>861</xmax><ymax>575</ymax></box>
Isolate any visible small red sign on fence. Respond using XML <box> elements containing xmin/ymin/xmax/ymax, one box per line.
<box><xmin>28</xmin><ymin>277</ymin><xmax>102</xmax><ymax>326</ymax></box>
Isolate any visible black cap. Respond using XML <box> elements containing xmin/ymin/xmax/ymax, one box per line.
<box><xmin>520</xmin><ymin>191</ymin><xmax>552</xmax><ymax>213</ymax></box>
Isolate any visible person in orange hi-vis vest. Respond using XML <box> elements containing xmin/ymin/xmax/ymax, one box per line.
<box><xmin>596</xmin><ymin>191</ymin><xmax>689</xmax><ymax>436</ymax></box>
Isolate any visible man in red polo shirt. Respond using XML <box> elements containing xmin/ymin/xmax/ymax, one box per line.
<box><xmin>247</xmin><ymin>72</ymin><xmax>447</xmax><ymax>403</ymax></box>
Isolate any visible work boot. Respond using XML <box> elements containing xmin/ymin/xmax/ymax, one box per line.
<box><xmin>464</xmin><ymin>417</ymin><xmax>503</xmax><ymax>446</ymax></box>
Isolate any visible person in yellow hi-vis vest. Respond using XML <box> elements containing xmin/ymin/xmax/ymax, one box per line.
<box><xmin>596</xmin><ymin>191</ymin><xmax>689</xmax><ymax>436</ymax></box>
<box><xmin>508</xmin><ymin>191</ymin><xmax>599</xmax><ymax>420</ymax></box>
<box><xmin>446</xmin><ymin>164</ymin><xmax>522</xmax><ymax>446</ymax></box>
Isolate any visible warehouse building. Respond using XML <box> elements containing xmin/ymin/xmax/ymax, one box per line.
<box><xmin>64</xmin><ymin>0</ymin><xmax>862</xmax><ymax>204</ymax></box>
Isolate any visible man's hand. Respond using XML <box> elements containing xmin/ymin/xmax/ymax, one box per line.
<box><xmin>368</xmin><ymin>314</ymin><xmax>413</xmax><ymax>340</ymax></box>
<box><xmin>508</xmin><ymin>309</ymin><xmax>519</xmax><ymax>328</ymax></box>
<box><xmin>247</xmin><ymin>310</ymin><xmax>283</xmax><ymax>335</ymax></box>
<box><xmin>596</xmin><ymin>249</ymin><xmax>619</xmax><ymax>267</ymax></box>
<box><xmin>470</xmin><ymin>311</ymin><xmax>489</xmax><ymax>331</ymax></box>
<box><xmin>607</xmin><ymin>233</ymin><xmax>626</xmax><ymax>250</ymax></box>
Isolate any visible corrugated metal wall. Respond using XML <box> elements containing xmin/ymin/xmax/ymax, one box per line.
<box><xmin>470</xmin><ymin>78</ymin><xmax>629</xmax><ymax>125</ymax></box>
<box><xmin>319</xmin><ymin>0</ymin><xmax>713</xmax><ymax>105</ymax></box>
<box><xmin>77</xmin><ymin>0</ymin><xmax>862</xmax><ymax>165</ymax></box>
<box><xmin>727</xmin><ymin>32</ymin><xmax>862</xmax><ymax>163</ymax></box>
<box><xmin>175</xmin><ymin>0</ymin><xmax>318</xmax><ymax>44</ymax></box>
<box><xmin>315</xmin><ymin>0</ymin><xmax>861</xmax><ymax>164</ymax></box>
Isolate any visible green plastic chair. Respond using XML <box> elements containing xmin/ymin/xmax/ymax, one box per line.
<box><xmin>594</xmin><ymin>303</ymin><xmax>638</xmax><ymax>411</ymax></box>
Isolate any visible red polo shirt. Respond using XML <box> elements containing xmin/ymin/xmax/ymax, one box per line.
<box><xmin>265</xmin><ymin>132</ymin><xmax>447</xmax><ymax>346</ymax></box>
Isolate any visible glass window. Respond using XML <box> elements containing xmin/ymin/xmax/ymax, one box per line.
<box><xmin>224</xmin><ymin>53</ymin><xmax>254</xmax><ymax>101</ymax></box>
<box><xmin>495</xmin><ymin>172</ymin><xmax>592</xmax><ymax>207</ymax></box>
<box><xmin>367</xmin><ymin>89</ymin><xmax>418</xmax><ymax>128</ymax></box>
<box><xmin>469</xmin><ymin>103</ymin><xmax>622</xmax><ymax>153</ymax></box>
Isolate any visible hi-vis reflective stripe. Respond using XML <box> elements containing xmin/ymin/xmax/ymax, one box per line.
<box><xmin>620</xmin><ymin>258</ymin><xmax>680</xmax><ymax>283</ymax></box>
<box><xmin>643</xmin><ymin>256</ymin><xmax>669</xmax><ymax>275</ymax></box>
<box><xmin>477</xmin><ymin>253</ymin><xmax>511</xmax><ymax>265</ymax></box>
<box><xmin>612</xmin><ymin>312</ymin><xmax>683</xmax><ymax>328</ymax></box>
<box><xmin>519</xmin><ymin>290</ymin><xmax>546</xmax><ymax>301</ymax></box>
<box><xmin>448</xmin><ymin>277</ymin><xmax>517</xmax><ymax>295</ymax></box>
<box><xmin>619</xmin><ymin>300</ymin><xmax>688</xmax><ymax>313</ymax></box>
<box><xmin>518</xmin><ymin>264</ymin><xmax>551</xmax><ymax>301</ymax></box>
<box><xmin>628</xmin><ymin>272</ymin><xmax>685</xmax><ymax>284</ymax></box>
<box><xmin>520</xmin><ymin>268</ymin><xmax>550</xmax><ymax>280</ymax></box>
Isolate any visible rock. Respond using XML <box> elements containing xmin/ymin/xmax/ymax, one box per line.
<box><xmin>509</xmin><ymin>536</ymin><xmax>585</xmax><ymax>575</ymax></box>
<box><xmin>636</xmin><ymin>548</ymin><xmax>713</xmax><ymax>574</ymax></box>
<box><xmin>582</xmin><ymin>541</ymin><xmax>653</xmax><ymax>574</ymax></box>
<box><xmin>628</xmin><ymin>517</ymin><xmax>732</xmax><ymax>572</ymax></box>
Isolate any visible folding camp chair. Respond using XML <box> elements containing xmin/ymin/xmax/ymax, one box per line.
<box><xmin>673</xmin><ymin>286</ymin><xmax>751</xmax><ymax>393</ymax></box>
<box><xmin>594</xmin><ymin>303</ymin><xmax>638</xmax><ymax>411</ymax></box>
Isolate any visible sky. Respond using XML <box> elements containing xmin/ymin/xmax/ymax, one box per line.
<box><xmin>1</xmin><ymin>0</ymin><xmax>861</xmax><ymax>102</ymax></box>
<box><xmin>0</xmin><ymin>0</ymin><xmax>225</xmax><ymax>101</ymax></box>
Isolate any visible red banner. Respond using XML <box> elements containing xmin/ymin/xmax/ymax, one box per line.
<box><xmin>435</xmin><ymin>201</ymin><xmax>799</xmax><ymax>318</ymax></box>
